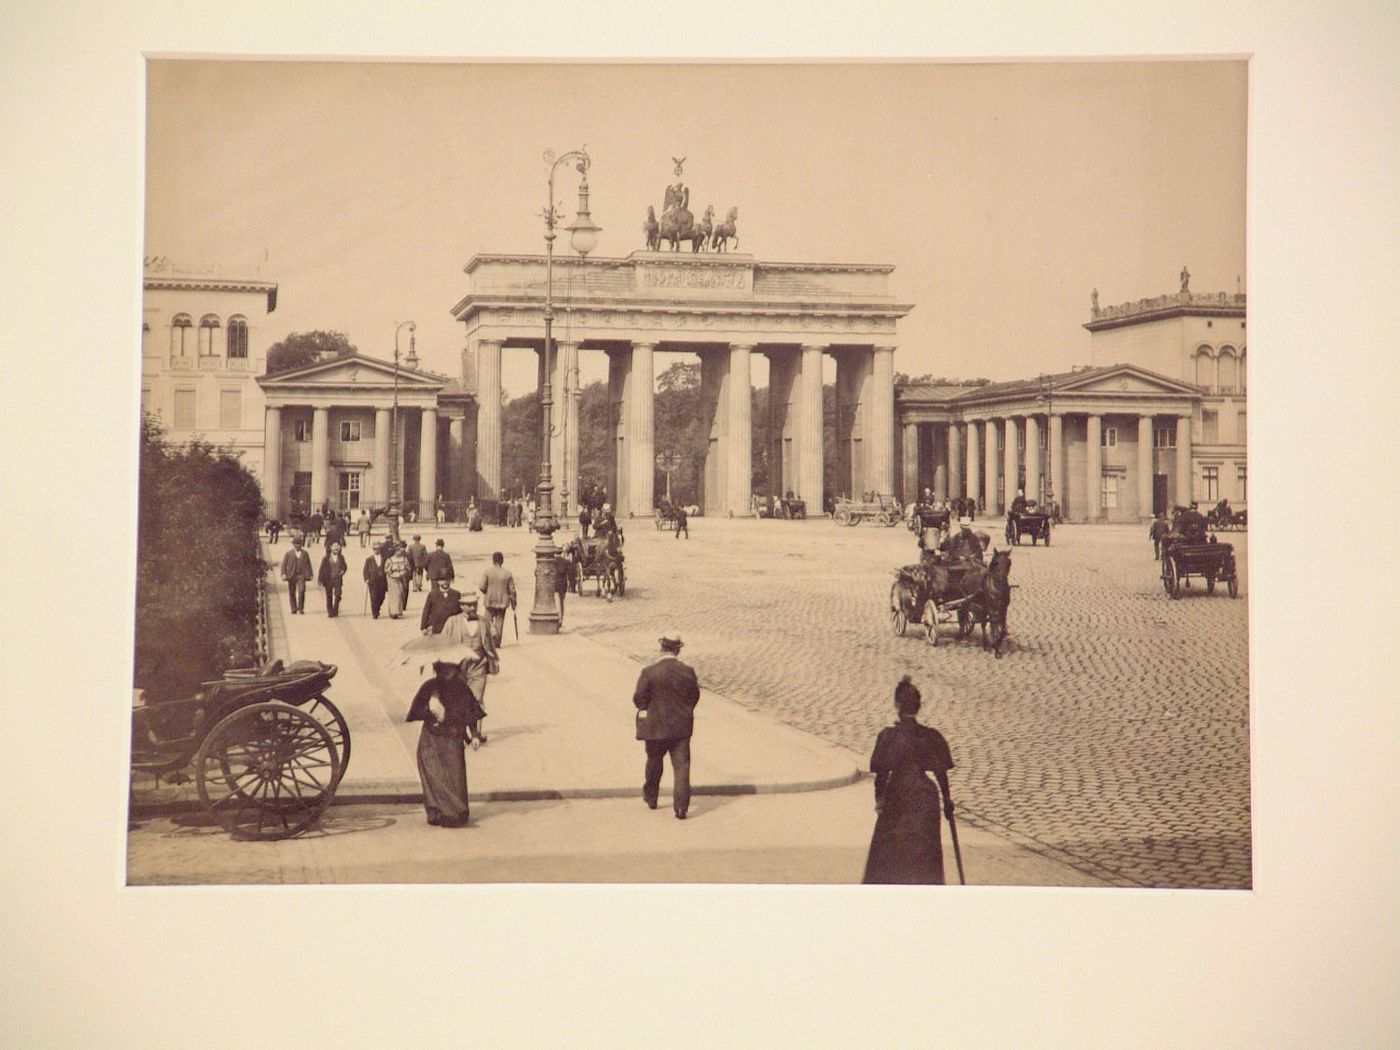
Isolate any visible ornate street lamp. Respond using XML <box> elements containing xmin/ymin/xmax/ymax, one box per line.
<box><xmin>530</xmin><ymin>147</ymin><xmax>600</xmax><ymax>635</ymax></box>
<box><xmin>388</xmin><ymin>319</ymin><xmax>416</xmax><ymax>542</ymax></box>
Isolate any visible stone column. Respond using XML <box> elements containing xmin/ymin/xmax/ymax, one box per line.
<box><xmin>1086</xmin><ymin>414</ymin><xmax>1102</xmax><ymax>521</ymax></box>
<box><xmin>1137</xmin><ymin>415</ymin><xmax>1154</xmax><ymax>519</ymax></box>
<box><xmin>1004</xmin><ymin>416</ymin><xmax>1019</xmax><ymax>510</ymax></box>
<box><xmin>798</xmin><ymin>344</ymin><xmax>824</xmax><ymax>511</ymax></box>
<box><xmin>1176</xmin><ymin>412</ymin><xmax>1193</xmax><ymax>508</ymax></box>
<box><xmin>262</xmin><ymin>406</ymin><xmax>282</xmax><ymax>519</ymax></box>
<box><xmin>983</xmin><ymin>418</ymin><xmax>999</xmax><ymax>514</ymax></box>
<box><xmin>932</xmin><ymin>426</ymin><xmax>947</xmax><ymax>501</ymax></box>
<box><xmin>948</xmin><ymin>423</ymin><xmax>963</xmax><ymax>502</ymax></box>
<box><xmin>868</xmin><ymin>346</ymin><xmax>896</xmax><ymax>496</ymax></box>
<box><xmin>1025</xmin><ymin>415</ymin><xmax>1041</xmax><ymax>504</ymax></box>
<box><xmin>374</xmin><ymin>407</ymin><xmax>392</xmax><ymax>507</ymax></box>
<box><xmin>629</xmin><ymin>342</ymin><xmax>656</xmax><ymax>518</ymax></box>
<box><xmin>476</xmin><ymin>339</ymin><xmax>503</xmax><ymax>502</ymax></box>
<box><xmin>419</xmin><ymin>407</ymin><xmax>438</xmax><ymax>512</ymax></box>
<box><xmin>448</xmin><ymin>416</ymin><xmax>465</xmax><ymax>505</ymax></box>
<box><xmin>965</xmin><ymin>420</ymin><xmax>981</xmax><ymax>510</ymax></box>
<box><xmin>1048</xmin><ymin>414</ymin><xmax>1064</xmax><ymax>513</ymax></box>
<box><xmin>555</xmin><ymin>340</ymin><xmax>579</xmax><ymax>520</ymax></box>
<box><xmin>310</xmin><ymin>406</ymin><xmax>330</xmax><ymax>511</ymax></box>
<box><xmin>901</xmin><ymin>422</ymin><xmax>919</xmax><ymax>504</ymax></box>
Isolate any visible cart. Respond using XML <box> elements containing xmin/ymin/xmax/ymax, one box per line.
<box><xmin>130</xmin><ymin>659</ymin><xmax>348</xmax><ymax>840</ymax></box>
<box><xmin>575</xmin><ymin>531</ymin><xmax>626</xmax><ymax>598</ymax></box>
<box><xmin>907</xmin><ymin>504</ymin><xmax>952</xmax><ymax>533</ymax></box>
<box><xmin>1160</xmin><ymin>539</ymin><xmax>1239</xmax><ymax>599</ymax></box>
<box><xmin>833</xmin><ymin>493</ymin><xmax>902</xmax><ymax>527</ymax></box>
<box><xmin>1005</xmin><ymin>510</ymin><xmax>1052</xmax><ymax>546</ymax></box>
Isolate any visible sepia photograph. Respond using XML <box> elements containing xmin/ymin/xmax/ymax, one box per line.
<box><xmin>129</xmin><ymin>58</ymin><xmax>1251</xmax><ymax>889</ymax></box>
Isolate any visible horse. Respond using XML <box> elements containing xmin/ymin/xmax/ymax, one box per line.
<box><xmin>687</xmin><ymin>205</ymin><xmax>714</xmax><ymax>253</ymax></box>
<box><xmin>955</xmin><ymin>548</ymin><xmax>1013</xmax><ymax>656</ymax></box>
<box><xmin>659</xmin><ymin>205</ymin><xmax>694</xmax><ymax>252</ymax></box>
<box><xmin>710</xmin><ymin>206</ymin><xmax>739</xmax><ymax>252</ymax></box>
<box><xmin>643</xmin><ymin>206</ymin><xmax>660</xmax><ymax>251</ymax></box>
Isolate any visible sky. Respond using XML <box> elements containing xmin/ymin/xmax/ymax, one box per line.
<box><xmin>145</xmin><ymin>59</ymin><xmax>1246</xmax><ymax>397</ymax></box>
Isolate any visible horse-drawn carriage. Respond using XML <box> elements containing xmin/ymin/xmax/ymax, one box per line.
<box><xmin>889</xmin><ymin>549</ymin><xmax>1013</xmax><ymax>655</ymax></box>
<box><xmin>1207</xmin><ymin>503</ymin><xmax>1248</xmax><ymax>531</ymax></box>
<box><xmin>568</xmin><ymin>528</ymin><xmax>626</xmax><ymax>598</ymax></box>
<box><xmin>1160</xmin><ymin>536</ymin><xmax>1239</xmax><ymax>599</ymax></box>
<box><xmin>907</xmin><ymin>503</ymin><xmax>951</xmax><ymax>533</ymax></box>
<box><xmin>761</xmin><ymin>496</ymin><xmax>807</xmax><ymax>519</ymax></box>
<box><xmin>833</xmin><ymin>493</ymin><xmax>902</xmax><ymax>527</ymax></box>
<box><xmin>655</xmin><ymin>502</ymin><xmax>680</xmax><ymax>531</ymax></box>
<box><xmin>1005</xmin><ymin>507</ymin><xmax>1052</xmax><ymax>546</ymax></box>
<box><xmin>130</xmin><ymin>659</ymin><xmax>349</xmax><ymax>839</ymax></box>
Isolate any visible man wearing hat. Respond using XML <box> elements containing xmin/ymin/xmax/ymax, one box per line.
<box><xmin>280</xmin><ymin>536</ymin><xmax>313</xmax><ymax>615</ymax></box>
<box><xmin>945</xmin><ymin>517</ymin><xmax>984</xmax><ymax>565</ymax></box>
<box><xmin>438</xmin><ymin>593</ymin><xmax>497</xmax><ymax>746</ymax></box>
<box><xmin>317</xmin><ymin>542</ymin><xmax>348</xmax><ymax>617</ymax></box>
<box><xmin>384</xmin><ymin>541</ymin><xmax>412</xmax><ymax>619</ymax></box>
<box><xmin>363</xmin><ymin>542</ymin><xmax>389</xmax><ymax>619</ymax></box>
<box><xmin>632</xmin><ymin>633</ymin><xmax>702</xmax><ymax>820</ymax></box>
<box><xmin>406</xmin><ymin>533</ymin><xmax>429</xmax><ymax>592</ymax></box>
<box><xmin>425</xmin><ymin>538</ymin><xmax>455</xmax><ymax>586</ymax></box>
<box><xmin>420</xmin><ymin>576</ymin><xmax>462</xmax><ymax>635</ymax></box>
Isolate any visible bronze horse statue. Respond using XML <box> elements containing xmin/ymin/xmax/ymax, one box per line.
<box><xmin>710</xmin><ymin>206</ymin><xmax>739</xmax><ymax>252</ymax></box>
<box><xmin>643</xmin><ymin>206</ymin><xmax>660</xmax><ymax>251</ymax></box>
<box><xmin>956</xmin><ymin>548</ymin><xmax>1012</xmax><ymax>656</ymax></box>
<box><xmin>684</xmin><ymin>204</ymin><xmax>714</xmax><ymax>252</ymax></box>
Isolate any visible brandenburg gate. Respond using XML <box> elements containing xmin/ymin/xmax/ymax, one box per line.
<box><xmin>452</xmin><ymin>251</ymin><xmax>912</xmax><ymax>519</ymax></box>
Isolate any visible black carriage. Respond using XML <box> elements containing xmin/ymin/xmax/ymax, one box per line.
<box><xmin>1160</xmin><ymin>537</ymin><xmax>1239</xmax><ymax>599</ymax></box>
<box><xmin>1207</xmin><ymin>505</ymin><xmax>1248</xmax><ymax>531</ymax></box>
<box><xmin>907</xmin><ymin>504</ymin><xmax>951</xmax><ymax>533</ymax></box>
<box><xmin>1005</xmin><ymin>510</ymin><xmax>1052</xmax><ymax>546</ymax></box>
<box><xmin>889</xmin><ymin>553</ymin><xmax>1010</xmax><ymax>652</ymax></box>
<box><xmin>654</xmin><ymin>502</ymin><xmax>680</xmax><ymax>531</ymax></box>
<box><xmin>131</xmin><ymin>659</ymin><xmax>348</xmax><ymax>840</ymax></box>
<box><xmin>574</xmin><ymin>530</ymin><xmax>626</xmax><ymax>598</ymax></box>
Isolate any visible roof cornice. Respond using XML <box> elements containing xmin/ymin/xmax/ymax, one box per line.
<box><xmin>144</xmin><ymin>275</ymin><xmax>279</xmax><ymax>312</ymax></box>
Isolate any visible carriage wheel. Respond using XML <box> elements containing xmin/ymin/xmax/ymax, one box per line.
<box><xmin>196</xmin><ymin>702</ymin><xmax>340</xmax><ymax>841</ymax></box>
<box><xmin>615</xmin><ymin>563</ymin><xmax>626</xmax><ymax>597</ymax></box>
<box><xmin>1228</xmin><ymin>571</ymin><xmax>1239</xmax><ymax>598</ymax></box>
<box><xmin>923</xmin><ymin>599</ymin><xmax>940</xmax><ymax>647</ymax></box>
<box><xmin>845</xmin><ymin>513</ymin><xmax>860</xmax><ymax>527</ymax></box>
<box><xmin>1206</xmin><ymin>575</ymin><xmax>1217</xmax><ymax>595</ymax></box>
<box><xmin>303</xmin><ymin>694</ymin><xmax>351</xmax><ymax>787</ymax></box>
<box><xmin>1043</xmin><ymin>526</ymin><xmax>1051</xmax><ymax>546</ymax></box>
<box><xmin>834</xmin><ymin>508</ymin><xmax>849</xmax><ymax>526</ymax></box>
<box><xmin>1163</xmin><ymin>557</ymin><xmax>1181</xmax><ymax>599</ymax></box>
<box><xmin>889</xmin><ymin>582</ymin><xmax>907</xmax><ymax>636</ymax></box>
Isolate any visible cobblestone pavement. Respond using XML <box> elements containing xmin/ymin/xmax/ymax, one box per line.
<box><xmin>563</xmin><ymin>515</ymin><xmax>1251</xmax><ymax>889</ymax></box>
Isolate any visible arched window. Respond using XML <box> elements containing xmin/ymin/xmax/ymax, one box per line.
<box><xmin>1194</xmin><ymin>347</ymin><xmax>1214</xmax><ymax>391</ymax></box>
<box><xmin>198</xmin><ymin>314</ymin><xmax>221</xmax><ymax>356</ymax></box>
<box><xmin>170</xmin><ymin>314</ymin><xmax>192</xmax><ymax>356</ymax></box>
<box><xmin>1217</xmin><ymin>348</ymin><xmax>1237</xmax><ymax>395</ymax></box>
<box><xmin>1238</xmin><ymin>348</ymin><xmax>1246</xmax><ymax>394</ymax></box>
<box><xmin>227</xmin><ymin>315</ymin><xmax>249</xmax><ymax>359</ymax></box>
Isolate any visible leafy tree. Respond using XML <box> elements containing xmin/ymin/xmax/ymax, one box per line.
<box><xmin>657</xmin><ymin>361</ymin><xmax>700</xmax><ymax>393</ymax></box>
<box><xmin>265</xmin><ymin>330</ymin><xmax>358</xmax><ymax>374</ymax></box>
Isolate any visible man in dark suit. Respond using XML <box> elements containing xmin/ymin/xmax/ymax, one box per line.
<box><xmin>280</xmin><ymin>536</ymin><xmax>313</xmax><ymax>614</ymax></box>
<box><xmin>363</xmin><ymin>542</ymin><xmax>389</xmax><ymax>618</ymax></box>
<box><xmin>420</xmin><ymin>577</ymin><xmax>462</xmax><ymax>635</ymax></box>
<box><xmin>317</xmin><ymin>542</ymin><xmax>348</xmax><ymax>617</ymax></box>
<box><xmin>424</xmin><ymin>538</ymin><xmax>455</xmax><ymax>585</ymax></box>
<box><xmin>633</xmin><ymin>632</ymin><xmax>701</xmax><ymax>820</ymax></box>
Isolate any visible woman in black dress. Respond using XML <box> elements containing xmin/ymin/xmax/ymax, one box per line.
<box><xmin>862</xmin><ymin>676</ymin><xmax>956</xmax><ymax>884</ymax></box>
<box><xmin>406</xmin><ymin>661</ymin><xmax>487</xmax><ymax>828</ymax></box>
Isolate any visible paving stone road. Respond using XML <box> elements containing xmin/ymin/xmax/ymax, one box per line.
<box><xmin>563</xmin><ymin>514</ymin><xmax>1251</xmax><ymax>889</ymax></box>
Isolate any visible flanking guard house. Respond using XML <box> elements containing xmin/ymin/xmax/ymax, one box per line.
<box><xmin>895</xmin><ymin>279</ymin><xmax>1247</xmax><ymax>522</ymax></box>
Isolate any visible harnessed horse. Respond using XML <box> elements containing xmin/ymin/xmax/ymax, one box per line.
<box><xmin>956</xmin><ymin>548</ymin><xmax>1013</xmax><ymax>656</ymax></box>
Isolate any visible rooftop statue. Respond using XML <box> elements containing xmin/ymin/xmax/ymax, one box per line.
<box><xmin>1180</xmin><ymin>265</ymin><xmax>1191</xmax><ymax>293</ymax></box>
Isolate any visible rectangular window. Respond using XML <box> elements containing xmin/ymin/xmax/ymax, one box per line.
<box><xmin>1202</xmin><ymin>411</ymin><xmax>1219</xmax><ymax>444</ymax></box>
<box><xmin>1203</xmin><ymin>466</ymin><xmax>1220</xmax><ymax>501</ymax></box>
<box><xmin>338</xmin><ymin>471</ymin><xmax>361</xmax><ymax>510</ymax></box>
<box><xmin>1153</xmin><ymin>424</ymin><xmax>1177</xmax><ymax>449</ymax></box>
<box><xmin>294</xmin><ymin>419</ymin><xmax>311</xmax><ymax>442</ymax></box>
<box><xmin>1100</xmin><ymin>427</ymin><xmax>1117</xmax><ymax>448</ymax></box>
<box><xmin>219</xmin><ymin>389</ymin><xmax>241</xmax><ymax>430</ymax></box>
<box><xmin>340</xmin><ymin>420</ymin><xmax>362</xmax><ymax>442</ymax></box>
<box><xmin>1237</xmin><ymin>465</ymin><xmax>1247</xmax><ymax>500</ymax></box>
<box><xmin>173</xmin><ymin>389</ymin><xmax>196</xmax><ymax>430</ymax></box>
<box><xmin>1017</xmin><ymin>427</ymin><xmax>1025</xmax><ymax>450</ymax></box>
<box><xmin>290</xmin><ymin>472</ymin><xmax>312</xmax><ymax>513</ymax></box>
<box><xmin>1100</xmin><ymin>475</ymin><xmax>1118</xmax><ymax>508</ymax></box>
<box><xmin>1237</xmin><ymin>410</ymin><xmax>1247</xmax><ymax>442</ymax></box>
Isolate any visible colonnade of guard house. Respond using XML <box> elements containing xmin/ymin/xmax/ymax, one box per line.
<box><xmin>452</xmin><ymin>252</ymin><xmax>912</xmax><ymax>520</ymax></box>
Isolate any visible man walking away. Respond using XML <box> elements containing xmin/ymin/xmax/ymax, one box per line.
<box><xmin>479</xmin><ymin>551</ymin><xmax>517</xmax><ymax>646</ymax></box>
<box><xmin>633</xmin><ymin>632</ymin><xmax>701</xmax><ymax>820</ymax></box>
<box><xmin>674</xmin><ymin>504</ymin><xmax>689</xmax><ymax>540</ymax></box>
<box><xmin>578</xmin><ymin>505</ymin><xmax>592</xmax><ymax>539</ymax></box>
<box><xmin>425</xmin><ymin>538</ymin><xmax>455</xmax><ymax>586</ymax></box>
<box><xmin>281</xmin><ymin>536</ymin><xmax>313</xmax><ymax>614</ymax></box>
<box><xmin>364</xmin><ymin>542</ymin><xmax>389</xmax><ymax>618</ymax></box>
<box><xmin>317</xmin><ymin>542</ymin><xmax>348</xmax><ymax>617</ymax></box>
<box><xmin>356</xmin><ymin>509</ymin><xmax>372</xmax><ymax>548</ymax></box>
<box><xmin>407</xmin><ymin>534</ymin><xmax>429</xmax><ymax>591</ymax></box>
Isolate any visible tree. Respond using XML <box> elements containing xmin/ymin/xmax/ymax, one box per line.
<box><xmin>657</xmin><ymin>361</ymin><xmax>700</xmax><ymax>393</ymax></box>
<box><xmin>266</xmin><ymin>330</ymin><xmax>358</xmax><ymax>374</ymax></box>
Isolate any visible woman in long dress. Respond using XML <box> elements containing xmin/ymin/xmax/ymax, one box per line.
<box><xmin>406</xmin><ymin>660</ymin><xmax>486</xmax><ymax>827</ymax></box>
<box><xmin>862</xmin><ymin>676</ymin><xmax>956</xmax><ymax>884</ymax></box>
<box><xmin>438</xmin><ymin>594</ymin><xmax>498</xmax><ymax>745</ymax></box>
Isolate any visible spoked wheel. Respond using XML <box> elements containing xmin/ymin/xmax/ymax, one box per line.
<box><xmin>302</xmin><ymin>694</ymin><xmax>351</xmax><ymax>787</ymax></box>
<box><xmin>1227</xmin><ymin>568</ymin><xmax>1239</xmax><ymax>598</ymax></box>
<box><xmin>1206</xmin><ymin>575</ymin><xmax>1217</xmax><ymax>595</ymax></box>
<box><xmin>890</xmin><ymin>582</ymin><xmax>907</xmax><ymax>636</ymax></box>
<box><xmin>615</xmin><ymin>564</ymin><xmax>626</xmax><ymax>597</ymax></box>
<box><xmin>923</xmin><ymin>599</ymin><xmax>940</xmax><ymax>647</ymax></box>
<box><xmin>1043</xmin><ymin>526</ymin><xmax>1051</xmax><ymax>546</ymax></box>
<box><xmin>1163</xmin><ymin>557</ymin><xmax>1181</xmax><ymax>598</ymax></box>
<box><xmin>196</xmin><ymin>702</ymin><xmax>340</xmax><ymax>840</ymax></box>
<box><xmin>834</xmin><ymin>508</ymin><xmax>850</xmax><ymax>526</ymax></box>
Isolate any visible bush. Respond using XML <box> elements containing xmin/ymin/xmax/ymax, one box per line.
<box><xmin>134</xmin><ymin>415</ymin><xmax>266</xmax><ymax>701</ymax></box>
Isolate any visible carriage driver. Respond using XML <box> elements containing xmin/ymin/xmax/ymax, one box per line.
<box><xmin>945</xmin><ymin>517</ymin><xmax>985</xmax><ymax>565</ymax></box>
<box><xmin>1009</xmin><ymin>489</ymin><xmax>1028</xmax><ymax>519</ymax></box>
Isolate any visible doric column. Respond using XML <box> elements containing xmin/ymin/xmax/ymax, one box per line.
<box><xmin>1004</xmin><ymin>416</ymin><xmax>1019</xmax><ymax>510</ymax></box>
<box><xmin>262</xmin><ymin>406</ymin><xmax>282</xmax><ymax>519</ymax></box>
<box><xmin>948</xmin><ymin>423</ymin><xmax>963</xmax><ymax>501</ymax></box>
<box><xmin>901</xmin><ymin>422</ymin><xmax>919</xmax><ymax>504</ymax></box>
<box><xmin>476</xmin><ymin>339</ymin><xmax>503</xmax><ymax>502</ymax></box>
<box><xmin>310</xmin><ymin>406</ymin><xmax>330</xmax><ymax>511</ymax></box>
<box><xmin>983</xmin><ymin>418</ymin><xmax>1000</xmax><ymax>514</ymax></box>
<box><xmin>798</xmin><ymin>344</ymin><xmax>824</xmax><ymax>511</ymax></box>
<box><xmin>1176</xmin><ymin>412</ymin><xmax>1193</xmax><ymax>507</ymax></box>
<box><xmin>1025</xmin><ymin>415</ymin><xmax>1041</xmax><ymax>504</ymax></box>
<box><xmin>1048</xmin><ymin>414</ymin><xmax>1064</xmax><ymax>512</ymax></box>
<box><xmin>932</xmin><ymin>426</ymin><xmax>947</xmax><ymax>501</ymax></box>
<box><xmin>868</xmin><ymin>346</ymin><xmax>896</xmax><ymax>496</ymax></box>
<box><xmin>1086</xmin><ymin>414</ymin><xmax>1102</xmax><ymax>521</ymax></box>
<box><xmin>1137</xmin><ymin>415</ymin><xmax>1154</xmax><ymax>519</ymax></box>
<box><xmin>629</xmin><ymin>342</ymin><xmax>656</xmax><ymax>517</ymax></box>
<box><xmin>374</xmin><ymin>407</ymin><xmax>391</xmax><ymax>507</ymax></box>
<box><xmin>966</xmin><ymin>419</ymin><xmax>982</xmax><ymax>510</ymax></box>
<box><xmin>448</xmin><ymin>416</ymin><xmax>465</xmax><ymax>504</ymax></box>
<box><xmin>419</xmin><ymin>407</ymin><xmax>438</xmax><ymax>511</ymax></box>
<box><xmin>726</xmin><ymin>343</ymin><xmax>754</xmax><ymax>514</ymax></box>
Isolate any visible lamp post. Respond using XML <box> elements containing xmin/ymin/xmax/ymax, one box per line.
<box><xmin>388</xmin><ymin>319</ymin><xmax>417</xmax><ymax>543</ymax></box>
<box><xmin>1037</xmin><ymin>373</ymin><xmax>1054</xmax><ymax>513</ymax></box>
<box><xmin>531</xmin><ymin>147</ymin><xmax>600</xmax><ymax>634</ymax></box>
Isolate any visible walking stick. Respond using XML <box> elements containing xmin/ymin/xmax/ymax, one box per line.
<box><xmin>512</xmin><ymin>606</ymin><xmax>519</xmax><ymax>640</ymax></box>
<box><xmin>947</xmin><ymin>810</ymin><xmax>966</xmax><ymax>885</ymax></box>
